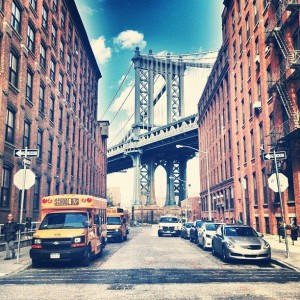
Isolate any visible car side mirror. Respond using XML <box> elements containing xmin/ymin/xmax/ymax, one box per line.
<box><xmin>258</xmin><ymin>233</ymin><xmax>264</xmax><ymax>237</ymax></box>
<box><xmin>83</xmin><ymin>221</ymin><xmax>92</xmax><ymax>228</ymax></box>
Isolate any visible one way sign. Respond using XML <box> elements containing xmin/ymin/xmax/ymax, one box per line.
<box><xmin>263</xmin><ymin>151</ymin><xmax>286</xmax><ymax>161</ymax></box>
<box><xmin>14</xmin><ymin>149</ymin><xmax>39</xmax><ymax>158</ymax></box>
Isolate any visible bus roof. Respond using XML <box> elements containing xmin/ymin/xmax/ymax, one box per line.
<box><xmin>41</xmin><ymin>194</ymin><xmax>107</xmax><ymax>210</ymax></box>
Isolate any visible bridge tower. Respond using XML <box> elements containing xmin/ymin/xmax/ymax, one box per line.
<box><xmin>129</xmin><ymin>47</ymin><xmax>188</xmax><ymax>207</ymax></box>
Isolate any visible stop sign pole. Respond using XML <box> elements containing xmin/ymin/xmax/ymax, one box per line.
<box><xmin>17</xmin><ymin>147</ymin><xmax>29</xmax><ymax>262</ymax></box>
<box><xmin>273</xmin><ymin>148</ymin><xmax>289</xmax><ymax>258</ymax></box>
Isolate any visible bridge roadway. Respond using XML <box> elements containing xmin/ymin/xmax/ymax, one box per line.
<box><xmin>0</xmin><ymin>227</ymin><xmax>299</xmax><ymax>300</ymax></box>
<box><xmin>107</xmin><ymin>115</ymin><xmax>199</xmax><ymax>173</ymax></box>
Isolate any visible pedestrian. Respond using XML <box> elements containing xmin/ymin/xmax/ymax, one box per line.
<box><xmin>291</xmin><ymin>218</ymin><xmax>299</xmax><ymax>246</ymax></box>
<box><xmin>3</xmin><ymin>213</ymin><xmax>19</xmax><ymax>260</ymax></box>
<box><xmin>277</xmin><ymin>221</ymin><xmax>285</xmax><ymax>243</ymax></box>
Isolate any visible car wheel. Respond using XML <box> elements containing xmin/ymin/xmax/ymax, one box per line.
<box><xmin>222</xmin><ymin>246</ymin><xmax>229</xmax><ymax>263</ymax></box>
<box><xmin>202</xmin><ymin>238</ymin><xmax>206</xmax><ymax>251</ymax></box>
<box><xmin>82</xmin><ymin>248</ymin><xmax>91</xmax><ymax>267</ymax></box>
<box><xmin>123</xmin><ymin>234</ymin><xmax>128</xmax><ymax>241</ymax></box>
<box><xmin>32</xmin><ymin>259</ymin><xmax>40</xmax><ymax>268</ymax></box>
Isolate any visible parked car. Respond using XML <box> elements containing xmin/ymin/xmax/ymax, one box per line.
<box><xmin>158</xmin><ymin>215</ymin><xmax>182</xmax><ymax>237</ymax></box>
<box><xmin>181</xmin><ymin>222</ymin><xmax>193</xmax><ymax>239</ymax></box>
<box><xmin>189</xmin><ymin>220</ymin><xmax>205</xmax><ymax>243</ymax></box>
<box><xmin>198</xmin><ymin>222</ymin><xmax>224</xmax><ymax>250</ymax></box>
<box><xmin>212</xmin><ymin>224</ymin><xmax>271</xmax><ymax>263</ymax></box>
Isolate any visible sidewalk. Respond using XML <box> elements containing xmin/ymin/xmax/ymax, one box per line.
<box><xmin>0</xmin><ymin>235</ymin><xmax>299</xmax><ymax>276</ymax></box>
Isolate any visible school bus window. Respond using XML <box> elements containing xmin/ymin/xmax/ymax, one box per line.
<box><xmin>40</xmin><ymin>212</ymin><xmax>88</xmax><ymax>229</ymax></box>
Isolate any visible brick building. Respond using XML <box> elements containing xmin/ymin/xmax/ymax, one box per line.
<box><xmin>0</xmin><ymin>0</ymin><xmax>108</xmax><ymax>223</ymax></box>
<box><xmin>198</xmin><ymin>0</ymin><xmax>300</xmax><ymax>234</ymax></box>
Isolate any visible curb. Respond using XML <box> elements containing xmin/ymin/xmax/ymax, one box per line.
<box><xmin>271</xmin><ymin>258</ymin><xmax>300</xmax><ymax>272</ymax></box>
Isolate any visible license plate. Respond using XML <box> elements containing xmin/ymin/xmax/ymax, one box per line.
<box><xmin>50</xmin><ymin>253</ymin><xmax>60</xmax><ymax>259</ymax></box>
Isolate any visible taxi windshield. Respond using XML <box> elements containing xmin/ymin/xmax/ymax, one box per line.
<box><xmin>40</xmin><ymin>212</ymin><xmax>88</xmax><ymax>229</ymax></box>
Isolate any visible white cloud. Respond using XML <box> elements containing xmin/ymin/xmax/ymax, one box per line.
<box><xmin>90</xmin><ymin>36</ymin><xmax>112</xmax><ymax>64</ymax></box>
<box><xmin>114</xmin><ymin>30</ymin><xmax>146</xmax><ymax>50</ymax></box>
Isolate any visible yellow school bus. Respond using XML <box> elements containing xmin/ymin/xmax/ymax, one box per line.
<box><xmin>30</xmin><ymin>194</ymin><xmax>107</xmax><ymax>267</ymax></box>
<box><xmin>107</xmin><ymin>207</ymin><xmax>129</xmax><ymax>242</ymax></box>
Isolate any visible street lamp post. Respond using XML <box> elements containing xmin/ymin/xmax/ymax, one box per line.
<box><xmin>176</xmin><ymin>144</ymin><xmax>211</xmax><ymax>221</ymax></box>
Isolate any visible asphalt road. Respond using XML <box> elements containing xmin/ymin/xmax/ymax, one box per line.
<box><xmin>0</xmin><ymin>226</ymin><xmax>299</xmax><ymax>300</ymax></box>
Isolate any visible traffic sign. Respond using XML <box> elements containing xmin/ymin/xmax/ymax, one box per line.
<box><xmin>14</xmin><ymin>149</ymin><xmax>39</xmax><ymax>158</ymax></box>
<box><xmin>263</xmin><ymin>151</ymin><xmax>286</xmax><ymax>161</ymax></box>
<box><xmin>13</xmin><ymin>169</ymin><xmax>36</xmax><ymax>190</ymax></box>
<box><xmin>22</xmin><ymin>158</ymin><xmax>31</xmax><ymax>167</ymax></box>
<box><xmin>268</xmin><ymin>173</ymin><xmax>289</xmax><ymax>193</ymax></box>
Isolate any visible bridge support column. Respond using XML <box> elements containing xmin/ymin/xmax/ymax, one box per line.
<box><xmin>165</xmin><ymin>160</ymin><xmax>176</xmax><ymax>206</ymax></box>
<box><xmin>127</xmin><ymin>150</ymin><xmax>142</xmax><ymax>205</ymax></box>
<box><xmin>146</xmin><ymin>158</ymin><xmax>156</xmax><ymax>205</ymax></box>
<box><xmin>179</xmin><ymin>159</ymin><xmax>188</xmax><ymax>202</ymax></box>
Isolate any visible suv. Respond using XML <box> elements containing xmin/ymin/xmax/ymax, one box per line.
<box><xmin>158</xmin><ymin>216</ymin><xmax>182</xmax><ymax>237</ymax></box>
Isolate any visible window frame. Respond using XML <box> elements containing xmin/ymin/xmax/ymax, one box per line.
<box><xmin>11</xmin><ymin>1</ymin><xmax>21</xmax><ymax>33</ymax></box>
<box><xmin>9</xmin><ymin>50</ymin><xmax>19</xmax><ymax>87</ymax></box>
<box><xmin>5</xmin><ymin>108</ymin><xmax>15</xmax><ymax>144</ymax></box>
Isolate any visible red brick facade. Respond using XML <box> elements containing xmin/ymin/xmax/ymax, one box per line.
<box><xmin>198</xmin><ymin>0</ymin><xmax>300</xmax><ymax>234</ymax></box>
<box><xmin>0</xmin><ymin>0</ymin><xmax>108</xmax><ymax>223</ymax></box>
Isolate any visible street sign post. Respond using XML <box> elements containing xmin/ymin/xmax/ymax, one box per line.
<box><xmin>263</xmin><ymin>151</ymin><xmax>286</xmax><ymax>161</ymax></box>
<box><xmin>14</xmin><ymin>148</ymin><xmax>39</xmax><ymax>158</ymax></box>
<box><xmin>22</xmin><ymin>158</ymin><xmax>31</xmax><ymax>167</ymax></box>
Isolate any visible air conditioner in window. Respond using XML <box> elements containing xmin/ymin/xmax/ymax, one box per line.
<box><xmin>255</xmin><ymin>55</ymin><xmax>260</xmax><ymax>64</ymax></box>
<box><xmin>259</xmin><ymin>144</ymin><xmax>264</xmax><ymax>152</ymax></box>
<box><xmin>265</xmin><ymin>46</ymin><xmax>270</xmax><ymax>55</ymax></box>
<box><xmin>253</xmin><ymin>101</ymin><xmax>262</xmax><ymax>111</ymax></box>
<box><xmin>74</xmin><ymin>50</ymin><xmax>78</xmax><ymax>56</ymax></box>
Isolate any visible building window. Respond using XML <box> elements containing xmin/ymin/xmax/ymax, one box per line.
<box><xmin>74</xmin><ymin>38</ymin><xmax>78</xmax><ymax>55</ymax></box>
<box><xmin>23</xmin><ymin>121</ymin><xmax>30</xmax><ymax>148</ymax></box>
<box><xmin>72</xmin><ymin>122</ymin><xmax>76</xmax><ymax>143</ymax></box>
<box><xmin>50</xmin><ymin>58</ymin><xmax>56</xmax><ymax>82</ymax></box>
<box><xmin>33</xmin><ymin>177</ymin><xmax>40</xmax><ymax>210</ymax></box>
<box><xmin>253</xmin><ymin>172</ymin><xmax>258</xmax><ymax>206</ymax></box>
<box><xmin>246</xmin><ymin>14</ymin><xmax>250</xmax><ymax>40</ymax></box>
<box><xmin>259</xmin><ymin>122</ymin><xmax>264</xmax><ymax>146</ymax></box>
<box><xmin>254</xmin><ymin>0</ymin><xmax>259</xmax><ymax>26</ymax></box>
<box><xmin>11</xmin><ymin>1</ymin><xmax>21</xmax><ymax>33</ymax></box>
<box><xmin>55</xmin><ymin>182</ymin><xmax>60</xmax><ymax>195</ymax></box>
<box><xmin>237</xmin><ymin>142</ymin><xmax>240</xmax><ymax>167</ymax></box>
<box><xmin>247</xmin><ymin>51</ymin><xmax>251</xmax><ymax>79</ymax></box>
<box><xmin>262</xmin><ymin>169</ymin><xmax>268</xmax><ymax>205</ymax></box>
<box><xmin>293</xmin><ymin>29</ymin><xmax>300</xmax><ymax>50</ymax></box>
<box><xmin>239</xmin><ymin>29</ymin><xmax>243</xmax><ymax>55</ymax></box>
<box><xmin>66</xmin><ymin>115</ymin><xmax>70</xmax><ymax>139</ymax></box>
<box><xmin>240</xmin><ymin>64</ymin><xmax>243</xmax><ymax>91</ymax></box>
<box><xmin>255</xmin><ymin>37</ymin><xmax>259</xmax><ymax>55</ymax></box>
<box><xmin>227</xmin><ymin>101</ymin><xmax>230</xmax><ymax>122</ymax></box>
<box><xmin>1</xmin><ymin>167</ymin><xmax>12</xmax><ymax>207</ymax></box>
<box><xmin>59</xmin><ymin>106</ymin><xmax>63</xmax><ymax>131</ymax></box>
<box><xmin>57</xmin><ymin>144</ymin><xmax>61</xmax><ymax>169</ymax></box>
<box><xmin>50</xmin><ymin>96</ymin><xmax>55</xmax><ymax>122</ymax></box>
<box><xmin>60</xmin><ymin>39</ymin><xmax>65</xmax><ymax>62</ymax></box>
<box><xmin>228</xmin><ymin>129</ymin><xmax>231</xmax><ymax>151</ymax></box>
<box><xmin>71</xmin><ymin>154</ymin><xmax>75</xmax><ymax>176</ymax></box>
<box><xmin>9</xmin><ymin>51</ymin><xmax>19</xmax><ymax>87</ymax></box>
<box><xmin>243</xmin><ymin>136</ymin><xmax>247</xmax><ymax>164</ymax></box>
<box><xmin>257</xmin><ymin>79</ymin><xmax>261</xmax><ymax>102</ymax></box>
<box><xmin>249</xmin><ymin>90</ymin><xmax>253</xmax><ymax>118</ymax></box>
<box><xmin>269</xmin><ymin>113</ymin><xmax>274</xmax><ymax>132</ymax></box>
<box><xmin>39</xmin><ymin>84</ymin><xmax>45</xmax><ymax>113</ymax></box>
<box><xmin>230</xmin><ymin>187</ymin><xmax>234</xmax><ymax>209</ymax></box>
<box><xmin>250</xmin><ymin>130</ymin><xmax>255</xmax><ymax>159</ymax></box>
<box><xmin>46</xmin><ymin>180</ymin><xmax>51</xmax><ymax>196</ymax></box>
<box><xmin>51</xmin><ymin>22</ymin><xmax>57</xmax><ymax>46</ymax></box>
<box><xmin>40</xmin><ymin>43</ymin><xmax>46</xmax><ymax>69</ymax></box>
<box><xmin>67</xmin><ymin>53</ymin><xmax>71</xmax><ymax>72</ymax></box>
<box><xmin>30</xmin><ymin>0</ymin><xmax>37</xmax><ymax>11</ymax></box>
<box><xmin>74</xmin><ymin>65</ymin><xmax>77</xmax><ymax>82</ymax></box>
<box><xmin>66</xmin><ymin>84</ymin><xmax>70</xmax><ymax>103</ymax></box>
<box><xmin>27</xmin><ymin>23</ymin><xmax>35</xmax><ymax>53</ymax></box>
<box><xmin>64</xmin><ymin>150</ymin><xmax>68</xmax><ymax>174</ymax></box>
<box><xmin>37</xmin><ymin>129</ymin><xmax>43</xmax><ymax>159</ymax></box>
<box><xmin>242</xmin><ymin>100</ymin><xmax>245</xmax><ymax>125</ymax></box>
<box><xmin>48</xmin><ymin>137</ymin><xmax>53</xmax><ymax>164</ymax></box>
<box><xmin>42</xmin><ymin>5</ymin><xmax>48</xmax><ymax>30</ymax></box>
<box><xmin>231</xmin><ymin>10</ymin><xmax>235</xmax><ymax>32</ymax></box>
<box><xmin>72</xmin><ymin>93</ymin><xmax>76</xmax><ymax>112</ymax></box>
<box><xmin>68</xmin><ymin>20</ymin><xmax>73</xmax><ymax>43</ymax></box>
<box><xmin>5</xmin><ymin>108</ymin><xmax>15</xmax><ymax>144</ymax></box>
<box><xmin>233</xmin><ymin>41</ymin><xmax>236</xmax><ymax>64</ymax></box>
<box><xmin>61</xmin><ymin>7</ymin><xmax>66</xmax><ymax>30</ymax></box>
<box><xmin>235</xmin><ymin>107</ymin><xmax>238</xmax><ymax>130</ymax></box>
<box><xmin>52</xmin><ymin>0</ymin><xmax>58</xmax><ymax>13</ymax></box>
<box><xmin>59</xmin><ymin>72</ymin><xmax>64</xmax><ymax>93</ymax></box>
<box><xmin>26</xmin><ymin>69</ymin><xmax>33</xmax><ymax>101</ymax></box>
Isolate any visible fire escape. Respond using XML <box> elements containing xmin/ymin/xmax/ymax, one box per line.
<box><xmin>265</xmin><ymin>0</ymin><xmax>300</xmax><ymax>143</ymax></box>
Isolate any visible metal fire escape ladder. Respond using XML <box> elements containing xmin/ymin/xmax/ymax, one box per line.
<box><xmin>273</xmin><ymin>28</ymin><xmax>292</xmax><ymax>63</ymax></box>
<box><xmin>275</xmin><ymin>82</ymin><xmax>294</xmax><ymax>119</ymax></box>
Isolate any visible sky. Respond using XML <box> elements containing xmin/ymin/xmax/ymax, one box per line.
<box><xmin>74</xmin><ymin>0</ymin><xmax>224</xmax><ymax>207</ymax></box>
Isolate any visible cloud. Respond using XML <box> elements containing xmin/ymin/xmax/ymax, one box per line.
<box><xmin>90</xmin><ymin>36</ymin><xmax>112</xmax><ymax>64</ymax></box>
<box><xmin>113</xmin><ymin>30</ymin><xmax>147</xmax><ymax>50</ymax></box>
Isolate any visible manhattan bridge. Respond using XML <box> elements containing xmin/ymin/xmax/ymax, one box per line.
<box><xmin>107</xmin><ymin>47</ymin><xmax>217</xmax><ymax>207</ymax></box>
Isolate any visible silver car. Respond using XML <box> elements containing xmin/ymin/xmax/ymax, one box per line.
<box><xmin>181</xmin><ymin>222</ymin><xmax>193</xmax><ymax>239</ymax></box>
<box><xmin>212</xmin><ymin>225</ymin><xmax>271</xmax><ymax>263</ymax></box>
<box><xmin>198</xmin><ymin>222</ymin><xmax>224</xmax><ymax>250</ymax></box>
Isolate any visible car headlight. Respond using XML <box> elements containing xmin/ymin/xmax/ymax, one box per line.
<box><xmin>33</xmin><ymin>238</ymin><xmax>42</xmax><ymax>244</ymax></box>
<box><xmin>263</xmin><ymin>241</ymin><xmax>270</xmax><ymax>249</ymax></box>
<box><xmin>225</xmin><ymin>241</ymin><xmax>234</xmax><ymax>248</ymax></box>
<box><xmin>115</xmin><ymin>229</ymin><xmax>119</xmax><ymax>232</ymax></box>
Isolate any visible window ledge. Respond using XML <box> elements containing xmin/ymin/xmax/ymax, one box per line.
<box><xmin>9</xmin><ymin>83</ymin><xmax>20</xmax><ymax>95</ymax></box>
<box><xmin>25</xmin><ymin>98</ymin><xmax>34</xmax><ymax>108</ymax></box>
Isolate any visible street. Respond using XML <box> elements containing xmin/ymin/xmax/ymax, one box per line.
<box><xmin>0</xmin><ymin>226</ymin><xmax>300</xmax><ymax>300</ymax></box>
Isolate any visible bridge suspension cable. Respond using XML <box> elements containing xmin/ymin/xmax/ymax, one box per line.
<box><xmin>100</xmin><ymin>61</ymin><xmax>134</xmax><ymax>120</ymax></box>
